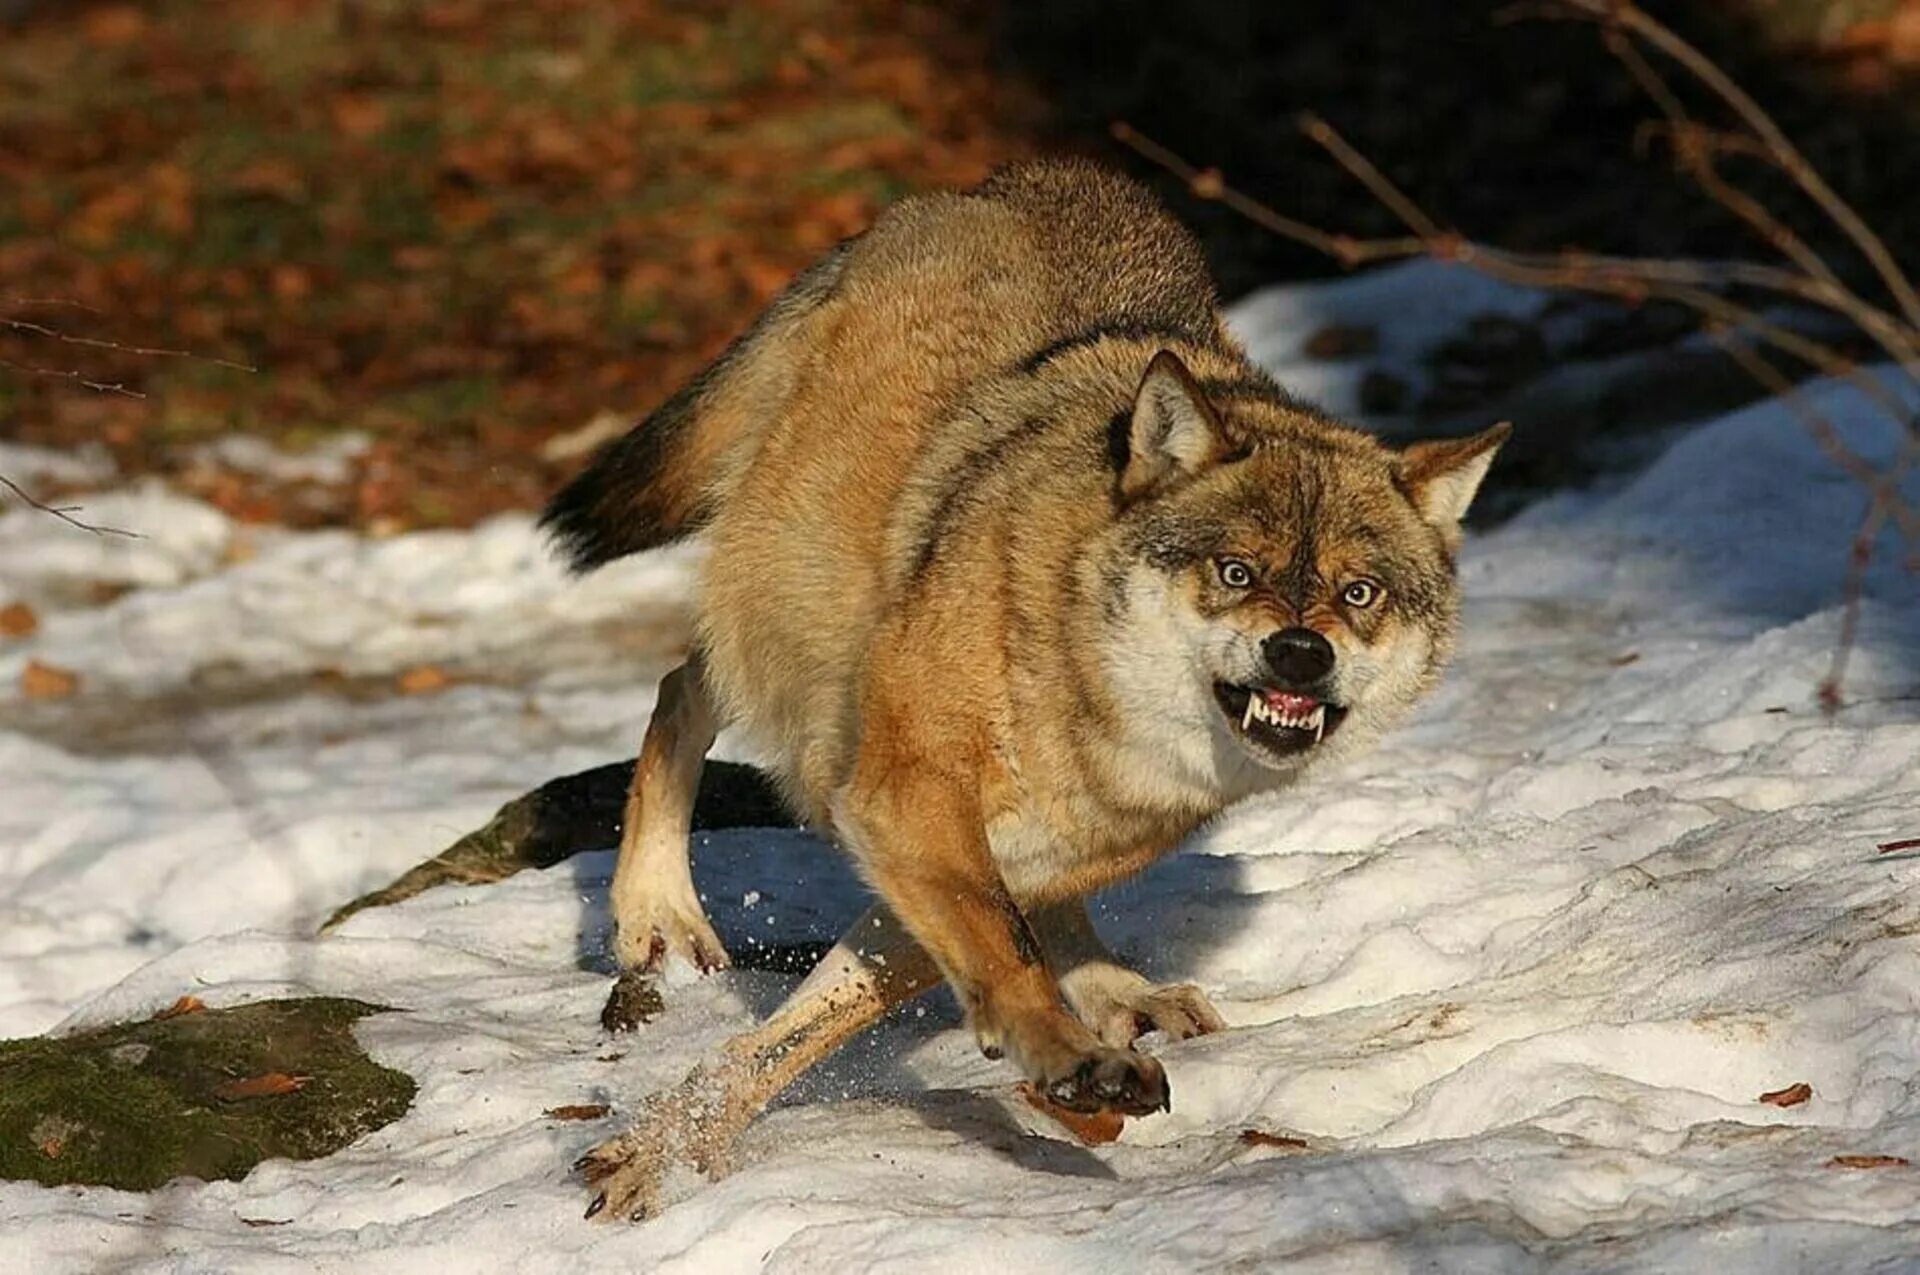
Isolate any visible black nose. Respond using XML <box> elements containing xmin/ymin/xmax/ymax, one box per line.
<box><xmin>1263</xmin><ymin>627</ymin><xmax>1334</xmax><ymax>685</ymax></box>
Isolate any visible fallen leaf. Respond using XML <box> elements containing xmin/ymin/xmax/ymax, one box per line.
<box><xmin>1759</xmin><ymin>1082</ymin><xmax>1812</xmax><ymax>1108</ymax></box>
<box><xmin>213</xmin><ymin>1072</ymin><xmax>311</xmax><ymax>1101</ymax></box>
<box><xmin>1302</xmin><ymin>323</ymin><xmax>1380</xmax><ymax>360</ymax></box>
<box><xmin>1016</xmin><ymin>1083</ymin><xmax>1125</xmax><ymax>1145</ymax></box>
<box><xmin>1878</xmin><ymin>837</ymin><xmax>1920</xmax><ymax>855</ymax></box>
<box><xmin>151</xmin><ymin>995</ymin><xmax>206</xmax><ymax>1020</ymax></box>
<box><xmin>0</xmin><ymin>602</ymin><xmax>38</xmax><ymax>638</ymax></box>
<box><xmin>1239</xmin><ymin>1129</ymin><xmax>1310</xmax><ymax>1150</ymax></box>
<box><xmin>544</xmin><ymin>1104</ymin><xmax>612</xmax><ymax>1122</ymax></box>
<box><xmin>1828</xmin><ymin>1154</ymin><xmax>1909</xmax><ymax>1169</ymax></box>
<box><xmin>395</xmin><ymin>664</ymin><xmax>452</xmax><ymax>695</ymax></box>
<box><xmin>20</xmin><ymin>659</ymin><xmax>79</xmax><ymax>699</ymax></box>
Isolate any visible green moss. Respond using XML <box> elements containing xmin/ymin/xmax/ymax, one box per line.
<box><xmin>0</xmin><ymin>998</ymin><xmax>415</xmax><ymax>1191</ymax></box>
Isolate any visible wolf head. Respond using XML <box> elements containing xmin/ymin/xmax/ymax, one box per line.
<box><xmin>1088</xmin><ymin>350</ymin><xmax>1508</xmax><ymax>794</ymax></box>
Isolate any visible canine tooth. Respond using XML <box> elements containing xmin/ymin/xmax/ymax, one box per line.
<box><xmin>1310</xmin><ymin>705</ymin><xmax>1326</xmax><ymax>743</ymax></box>
<box><xmin>1242</xmin><ymin>695</ymin><xmax>1258</xmax><ymax>730</ymax></box>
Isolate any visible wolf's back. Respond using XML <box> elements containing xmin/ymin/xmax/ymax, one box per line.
<box><xmin>539</xmin><ymin>160</ymin><xmax>1220</xmax><ymax>573</ymax></box>
<box><xmin>538</xmin><ymin>243</ymin><xmax>850</xmax><ymax>572</ymax></box>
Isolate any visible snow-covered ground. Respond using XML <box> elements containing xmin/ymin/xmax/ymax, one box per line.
<box><xmin>3</xmin><ymin>263</ymin><xmax>1920</xmax><ymax>1271</ymax></box>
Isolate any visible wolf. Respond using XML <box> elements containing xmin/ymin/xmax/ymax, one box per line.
<box><xmin>542</xmin><ymin>159</ymin><xmax>1508</xmax><ymax>1220</ymax></box>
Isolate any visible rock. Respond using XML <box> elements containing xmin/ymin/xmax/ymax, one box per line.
<box><xmin>0</xmin><ymin>998</ymin><xmax>414</xmax><ymax>1190</ymax></box>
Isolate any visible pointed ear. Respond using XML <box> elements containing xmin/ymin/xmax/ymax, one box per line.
<box><xmin>1121</xmin><ymin>350</ymin><xmax>1226</xmax><ymax>501</ymax></box>
<box><xmin>1399</xmin><ymin>422</ymin><xmax>1511</xmax><ymax>534</ymax></box>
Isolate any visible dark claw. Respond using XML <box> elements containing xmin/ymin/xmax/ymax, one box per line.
<box><xmin>572</xmin><ymin>1153</ymin><xmax>594</xmax><ymax>1173</ymax></box>
<box><xmin>584</xmin><ymin>1192</ymin><xmax>607</xmax><ymax>1219</ymax></box>
<box><xmin>630</xmin><ymin>1208</ymin><xmax>648</xmax><ymax>1223</ymax></box>
<box><xmin>1046</xmin><ymin>1052</ymin><xmax>1167</xmax><ymax>1115</ymax></box>
<box><xmin>980</xmin><ymin>1043</ymin><xmax>1004</xmax><ymax>1061</ymax></box>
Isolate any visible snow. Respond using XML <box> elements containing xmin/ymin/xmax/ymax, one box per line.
<box><xmin>4</xmin><ymin>260</ymin><xmax>1920</xmax><ymax>1270</ymax></box>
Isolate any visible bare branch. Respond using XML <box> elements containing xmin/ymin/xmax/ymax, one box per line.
<box><xmin>0</xmin><ymin>315</ymin><xmax>255</xmax><ymax>373</ymax></box>
<box><xmin>1548</xmin><ymin>0</ymin><xmax>1920</xmax><ymax>330</ymax></box>
<box><xmin>0</xmin><ymin>355</ymin><xmax>146</xmax><ymax>399</ymax></box>
<box><xmin>0</xmin><ymin>473</ymin><xmax>142</xmax><ymax>539</ymax></box>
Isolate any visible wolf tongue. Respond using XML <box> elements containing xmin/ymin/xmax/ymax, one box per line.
<box><xmin>1265</xmin><ymin>690</ymin><xmax>1320</xmax><ymax>717</ymax></box>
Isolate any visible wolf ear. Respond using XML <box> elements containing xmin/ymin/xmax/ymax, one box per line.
<box><xmin>1121</xmin><ymin>350</ymin><xmax>1226</xmax><ymax>501</ymax></box>
<box><xmin>1399</xmin><ymin>422</ymin><xmax>1512</xmax><ymax>534</ymax></box>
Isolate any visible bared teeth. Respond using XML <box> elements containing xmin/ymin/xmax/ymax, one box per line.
<box><xmin>1240</xmin><ymin>691</ymin><xmax>1332</xmax><ymax>742</ymax></box>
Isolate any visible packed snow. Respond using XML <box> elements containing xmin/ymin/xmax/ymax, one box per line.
<box><xmin>3</xmin><ymin>262</ymin><xmax>1919</xmax><ymax>1271</ymax></box>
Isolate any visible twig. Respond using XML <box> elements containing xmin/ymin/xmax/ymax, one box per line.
<box><xmin>0</xmin><ymin>356</ymin><xmax>145</xmax><ymax>399</ymax></box>
<box><xmin>0</xmin><ymin>315</ymin><xmax>255</xmax><ymax>373</ymax></box>
<box><xmin>1548</xmin><ymin>0</ymin><xmax>1920</xmax><ymax>331</ymax></box>
<box><xmin>0</xmin><ymin>473</ymin><xmax>141</xmax><ymax>539</ymax></box>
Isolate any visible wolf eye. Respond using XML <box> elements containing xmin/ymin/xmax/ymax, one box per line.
<box><xmin>1217</xmin><ymin>559</ymin><xmax>1254</xmax><ymax>589</ymax></box>
<box><xmin>1341</xmin><ymin>579</ymin><xmax>1382</xmax><ymax>609</ymax></box>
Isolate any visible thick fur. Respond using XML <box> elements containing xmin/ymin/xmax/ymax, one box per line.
<box><xmin>547</xmin><ymin>160</ymin><xmax>1507</xmax><ymax>1168</ymax></box>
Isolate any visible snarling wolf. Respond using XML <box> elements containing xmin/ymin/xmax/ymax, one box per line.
<box><xmin>542</xmin><ymin>159</ymin><xmax>1508</xmax><ymax>1219</ymax></box>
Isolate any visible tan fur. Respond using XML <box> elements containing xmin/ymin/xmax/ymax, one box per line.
<box><xmin>553</xmin><ymin>161</ymin><xmax>1508</xmax><ymax>1219</ymax></box>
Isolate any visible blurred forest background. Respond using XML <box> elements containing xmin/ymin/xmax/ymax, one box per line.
<box><xmin>5</xmin><ymin>0</ymin><xmax>1920</xmax><ymax>531</ymax></box>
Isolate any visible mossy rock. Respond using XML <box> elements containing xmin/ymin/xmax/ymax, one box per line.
<box><xmin>0</xmin><ymin>997</ymin><xmax>415</xmax><ymax>1190</ymax></box>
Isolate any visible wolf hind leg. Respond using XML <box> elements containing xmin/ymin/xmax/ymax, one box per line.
<box><xmin>579</xmin><ymin>904</ymin><xmax>940</xmax><ymax>1221</ymax></box>
<box><xmin>1032</xmin><ymin>899</ymin><xmax>1226</xmax><ymax>1048</ymax></box>
<box><xmin>608</xmin><ymin>655</ymin><xmax>727</xmax><ymax>975</ymax></box>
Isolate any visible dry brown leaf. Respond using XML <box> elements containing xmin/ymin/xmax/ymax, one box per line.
<box><xmin>0</xmin><ymin>602</ymin><xmax>38</xmax><ymax>639</ymax></box>
<box><xmin>1828</xmin><ymin>1154</ymin><xmax>1909</xmax><ymax>1169</ymax></box>
<box><xmin>1016</xmin><ymin>1083</ymin><xmax>1125</xmax><ymax>1146</ymax></box>
<box><xmin>214</xmin><ymin>1072</ymin><xmax>311</xmax><ymax>1101</ymax></box>
<box><xmin>543</xmin><ymin>1103</ymin><xmax>612</xmax><ymax>1122</ymax></box>
<box><xmin>1759</xmin><ymin>1082</ymin><xmax>1813</xmax><ymax>1108</ymax></box>
<box><xmin>395</xmin><ymin>664</ymin><xmax>452</xmax><ymax>695</ymax></box>
<box><xmin>152</xmin><ymin>994</ymin><xmax>207</xmax><ymax>1020</ymax></box>
<box><xmin>20</xmin><ymin>659</ymin><xmax>79</xmax><ymax>699</ymax></box>
<box><xmin>1239</xmin><ymin>1129</ymin><xmax>1310</xmax><ymax>1150</ymax></box>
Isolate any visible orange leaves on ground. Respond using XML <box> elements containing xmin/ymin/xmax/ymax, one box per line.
<box><xmin>0</xmin><ymin>602</ymin><xmax>38</xmax><ymax>638</ymax></box>
<box><xmin>1</xmin><ymin>0</ymin><xmax>1029</xmax><ymax>533</ymax></box>
<box><xmin>20</xmin><ymin>659</ymin><xmax>79</xmax><ymax>699</ymax></box>
<box><xmin>1828</xmin><ymin>1154</ymin><xmax>1910</xmax><ymax>1169</ymax></box>
<box><xmin>543</xmin><ymin>1104</ymin><xmax>613</xmax><ymax>1122</ymax></box>
<box><xmin>152</xmin><ymin>995</ymin><xmax>208</xmax><ymax>1020</ymax></box>
<box><xmin>1239</xmin><ymin>1129</ymin><xmax>1310</xmax><ymax>1150</ymax></box>
<box><xmin>1760</xmin><ymin>1082</ymin><xmax>1813</xmax><ymax>1108</ymax></box>
<box><xmin>395</xmin><ymin>664</ymin><xmax>453</xmax><ymax>695</ymax></box>
<box><xmin>214</xmin><ymin>1072</ymin><xmax>312</xmax><ymax>1101</ymax></box>
<box><xmin>1017</xmin><ymin>1084</ymin><xmax>1125</xmax><ymax>1146</ymax></box>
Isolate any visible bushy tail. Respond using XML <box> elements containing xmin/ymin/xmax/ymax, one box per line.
<box><xmin>539</xmin><ymin>245</ymin><xmax>849</xmax><ymax>573</ymax></box>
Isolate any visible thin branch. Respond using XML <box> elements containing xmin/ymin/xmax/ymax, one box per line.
<box><xmin>0</xmin><ymin>473</ymin><xmax>141</xmax><ymax>539</ymax></box>
<box><xmin>1549</xmin><ymin>0</ymin><xmax>1920</xmax><ymax>330</ymax></box>
<box><xmin>0</xmin><ymin>356</ymin><xmax>145</xmax><ymax>399</ymax></box>
<box><xmin>1108</xmin><ymin>122</ymin><xmax>1426</xmax><ymax>268</ymax></box>
<box><xmin>0</xmin><ymin>315</ymin><xmax>255</xmax><ymax>373</ymax></box>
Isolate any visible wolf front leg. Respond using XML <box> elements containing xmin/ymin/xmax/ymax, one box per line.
<box><xmin>609</xmin><ymin>655</ymin><xmax>729</xmax><ymax>974</ymax></box>
<box><xmin>579</xmin><ymin>903</ymin><xmax>939</xmax><ymax>1221</ymax></box>
<box><xmin>1031</xmin><ymin>899</ymin><xmax>1226</xmax><ymax>1048</ymax></box>
<box><xmin>839</xmin><ymin>764</ymin><xmax>1170</xmax><ymax>1117</ymax></box>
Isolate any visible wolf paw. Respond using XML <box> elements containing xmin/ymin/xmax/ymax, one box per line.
<box><xmin>1039</xmin><ymin>1045</ymin><xmax>1169</xmax><ymax>1116</ymax></box>
<box><xmin>1099</xmin><ymin>982</ymin><xmax>1226</xmax><ymax>1047</ymax></box>
<box><xmin>1059</xmin><ymin>960</ymin><xmax>1226</xmax><ymax>1048</ymax></box>
<box><xmin>612</xmin><ymin>897</ymin><xmax>730</xmax><ymax>976</ymax></box>
<box><xmin>576</xmin><ymin>1070</ymin><xmax>739</xmax><ymax>1223</ymax></box>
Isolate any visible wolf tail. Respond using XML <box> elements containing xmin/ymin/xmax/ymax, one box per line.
<box><xmin>538</xmin><ymin>244</ymin><xmax>849</xmax><ymax>572</ymax></box>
